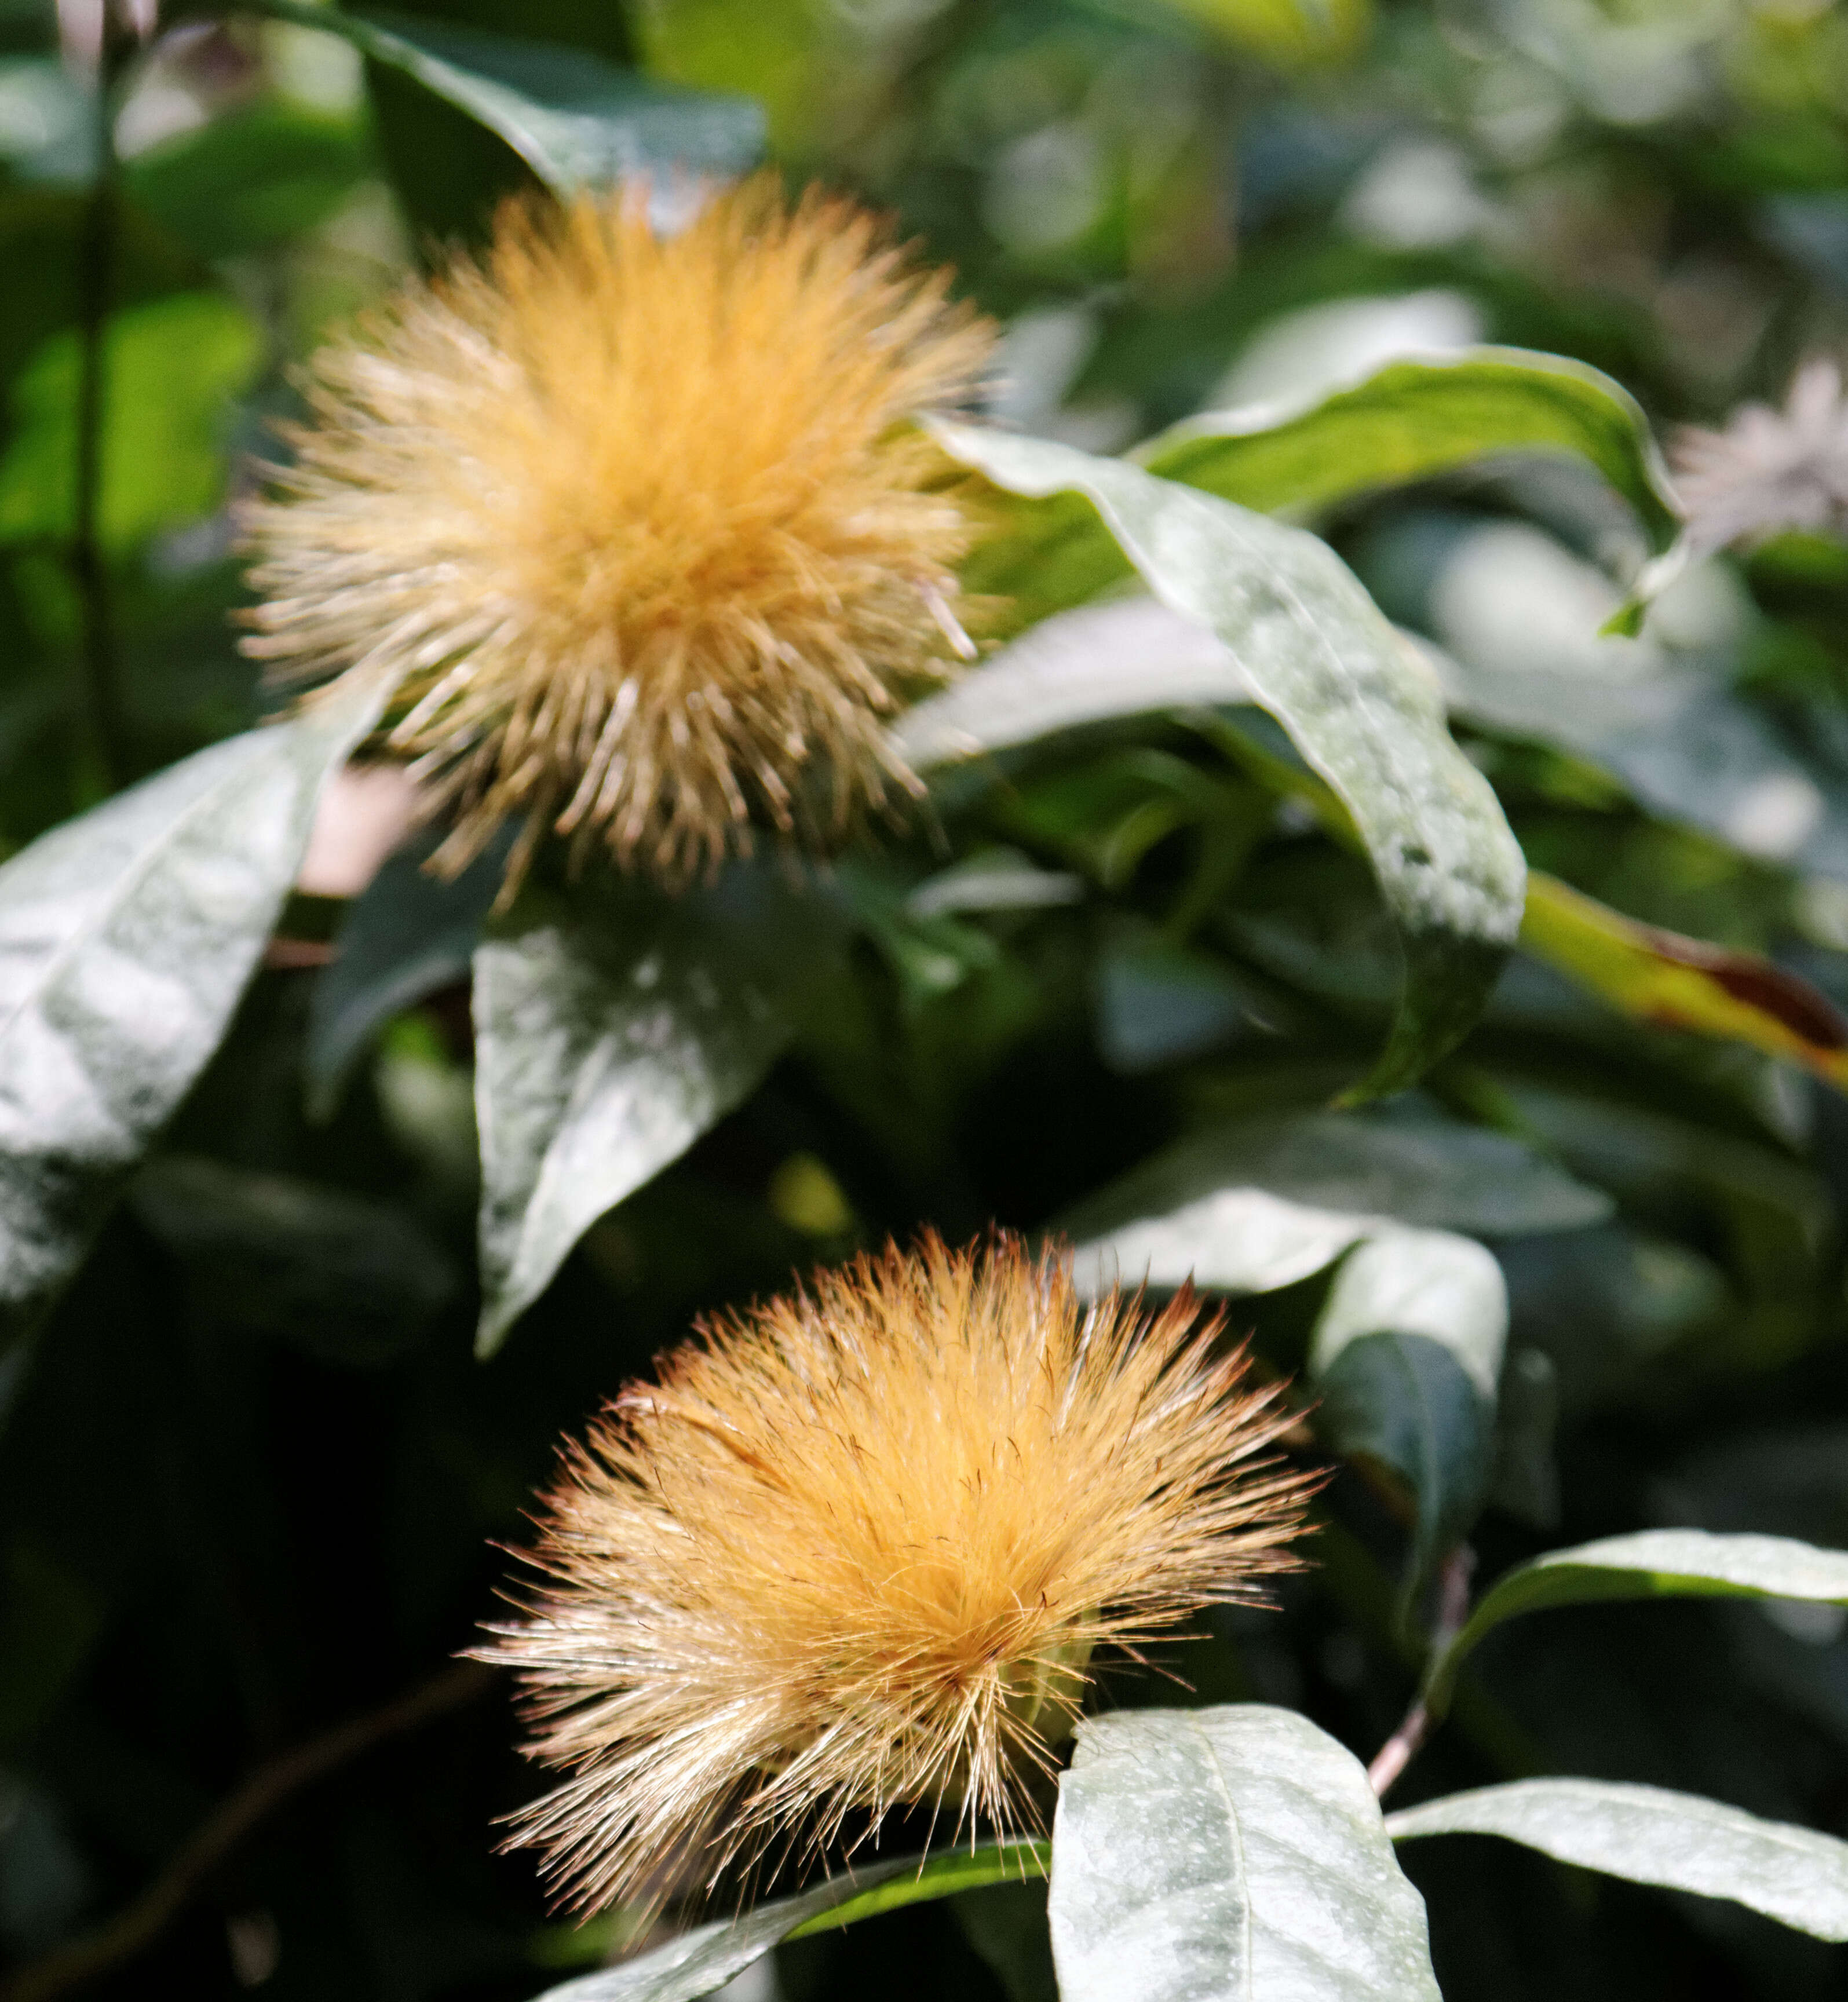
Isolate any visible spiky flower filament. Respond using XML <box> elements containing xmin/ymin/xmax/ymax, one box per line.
<box><xmin>480</xmin><ymin>1233</ymin><xmax>1317</xmax><ymax>1916</ymax></box>
<box><xmin>240</xmin><ymin>177</ymin><xmax>994</xmax><ymax>895</ymax></box>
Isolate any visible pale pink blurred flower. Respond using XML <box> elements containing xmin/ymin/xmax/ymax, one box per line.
<box><xmin>1671</xmin><ymin>359</ymin><xmax>1848</xmax><ymax>554</ymax></box>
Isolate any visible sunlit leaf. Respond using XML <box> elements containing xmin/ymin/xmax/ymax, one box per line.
<box><xmin>0</xmin><ymin>668</ymin><xmax>394</xmax><ymax>1343</ymax></box>
<box><xmin>1061</xmin><ymin>1114</ymin><xmax>1584</xmax><ymax>1577</ymax></box>
<box><xmin>1059</xmin><ymin>1108</ymin><xmax>1608</xmax><ymax>1279</ymax></box>
<box><xmin>1049</xmin><ymin>1705</ymin><xmax>1440</xmax><ymax>2002</ymax></box>
<box><xmin>959</xmin><ymin>350</ymin><xmax>1678</xmax><ymax>635</ymax></box>
<box><xmin>929</xmin><ymin>422</ymin><xmax>1526</xmax><ymax>1097</ymax></box>
<box><xmin>891</xmin><ymin>598</ymin><xmax>1255</xmax><ymax>770</ymax></box>
<box><xmin>0</xmin><ymin>292</ymin><xmax>261</xmax><ymax>552</ymax></box>
<box><xmin>1315</xmin><ymin>1328</ymin><xmax>1493</xmax><ymax>1581</ymax></box>
<box><xmin>1143</xmin><ymin>348</ymin><xmax>1679</xmax><ymax>549</ymax></box>
<box><xmin>1521</xmin><ymin>871</ymin><xmax>1848</xmax><ymax>1091</ymax></box>
<box><xmin>257</xmin><ymin>2</ymin><xmax>764</xmax><ymax>196</ymax></box>
<box><xmin>1387</xmin><ymin>1779</ymin><xmax>1848</xmax><ymax>1941</ymax></box>
<box><xmin>529</xmin><ymin>1843</ymin><xmax>1045</xmax><ymax>2002</ymax></box>
<box><xmin>1425</xmin><ymin>1529</ymin><xmax>1848</xmax><ymax>1714</ymax></box>
<box><xmin>472</xmin><ymin>866</ymin><xmax>843</xmax><ymax>1356</ymax></box>
<box><xmin>1311</xmin><ymin>1226</ymin><xmax>1507</xmax><ymax>1397</ymax></box>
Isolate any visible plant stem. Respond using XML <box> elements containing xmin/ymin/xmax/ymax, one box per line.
<box><xmin>0</xmin><ymin>1660</ymin><xmax>495</xmax><ymax>2002</ymax></box>
<box><xmin>71</xmin><ymin>5</ymin><xmax>132</xmax><ymax>792</ymax></box>
<box><xmin>1367</xmin><ymin>1544</ymin><xmax>1475</xmax><ymax>1800</ymax></box>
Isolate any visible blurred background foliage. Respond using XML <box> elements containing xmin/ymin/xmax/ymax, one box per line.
<box><xmin>6</xmin><ymin>0</ymin><xmax>1848</xmax><ymax>1999</ymax></box>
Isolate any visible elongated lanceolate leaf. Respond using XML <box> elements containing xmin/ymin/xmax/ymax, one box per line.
<box><xmin>531</xmin><ymin>1844</ymin><xmax>1046</xmax><ymax>2002</ymax></box>
<box><xmin>1425</xmin><ymin>1529</ymin><xmax>1848</xmax><ymax>1714</ymax></box>
<box><xmin>1312</xmin><ymin>1232</ymin><xmax>1506</xmax><ymax>1581</ymax></box>
<box><xmin>891</xmin><ymin>598</ymin><xmax>1256</xmax><ymax>769</ymax></box>
<box><xmin>0</xmin><ymin>668</ymin><xmax>393</xmax><ymax>1342</ymax></box>
<box><xmin>1060</xmin><ymin>1113</ymin><xmax>1567</xmax><ymax>1574</ymax></box>
<box><xmin>1387</xmin><ymin>1780</ymin><xmax>1848</xmax><ymax>1941</ymax></box>
<box><xmin>1060</xmin><ymin>1108</ymin><xmax>1607</xmax><ymax>1278</ymax></box>
<box><xmin>260</xmin><ymin>3</ymin><xmax>764</xmax><ymax>196</ymax></box>
<box><xmin>1312</xmin><ymin>1228</ymin><xmax>1507</xmax><ymax>1399</ymax></box>
<box><xmin>929</xmin><ymin>422</ymin><xmax>1525</xmax><ymax>1096</ymax></box>
<box><xmin>473</xmin><ymin>867</ymin><xmax>842</xmax><ymax>1356</ymax></box>
<box><xmin>1141</xmin><ymin>348</ymin><xmax>1679</xmax><ymax>549</ymax></box>
<box><xmin>1522</xmin><ymin>872</ymin><xmax>1848</xmax><ymax>1093</ymax></box>
<box><xmin>1049</xmin><ymin>1705</ymin><xmax>1440</xmax><ymax>2002</ymax></box>
<box><xmin>958</xmin><ymin>349</ymin><xmax>1678</xmax><ymax>637</ymax></box>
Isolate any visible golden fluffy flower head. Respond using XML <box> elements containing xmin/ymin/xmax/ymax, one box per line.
<box><xmin>242</xmin><ymin>178</ymin><xmax>994</xmax><ymax>892</ymax></box>
<box><xmin>480</xmin><ymin>1233</ymin><xmax>1316</xmax><ymax>1914</ymax></box>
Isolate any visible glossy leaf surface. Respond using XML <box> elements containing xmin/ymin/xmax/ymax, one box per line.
<box><xmin>1049</xmin><ymin>1705</ymin><xmax>1440</xmax><ymax>2002</ymax></box>
<box><xmin>930</xmin><ymin>422</ymin><xmax>1526</xmax><ymax>1095</ymax></box>
<box><xmin>472</xmin><ymin>867</ymin><xmax>843</xmax><ymax>1354</ymax></box>
<box><xmin>959</xmin><ymin>350</ymin><xmax>1677</xmax><ymax>637</ymax></box>
<box><xmin>1387</xmin><ymin>1780</ymin><xmax>1848</xmax><ymax>1941</ymax></box>
<box><xmin>261</xmin><ymin>3</ymin><xmax>764</xmax><ymax>195</ymax></box>
<box><xmin>1426</xmin><ymin>1528</ymin><xmax>1848</xmax><ymax>1712</ymax></box>
<box><xmin>532</xmin><ymin>1844</ymin><xmax>1046</xmax><ymax>2001</ymax></box>
<box><xmin>1060</xmin><ymin>1108</ymin><xmax>1606</xmax><ymax>1281</ymax></box>
<box><xmin>1143</xmin><ymin>348</ymin><xmax>1679</xmax><ymax>547</ymax></box>
<box><xmin>0</xmin><ymin>671</ymin><xmax>392</xmax><ymax>1342</ymax></box>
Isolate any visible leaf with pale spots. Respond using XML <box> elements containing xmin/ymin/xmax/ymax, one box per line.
<box><xmin>1049</xmin><ymin>1705</ymin><xmax>1441</xmax><ymax>2002</ymax></box>
<box><xmin>929</xmin><ymin>422</ymin><xmax>1525</xmax><ymax>1098</ymax></box>
<box><xmin>472</xmin><ymin>864</ymin><xmax>845</xmax><ymax>1355</ymax></box>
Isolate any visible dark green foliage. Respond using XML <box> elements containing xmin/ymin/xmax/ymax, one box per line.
<box><xmin>6</xmin><ymin>0</ymin><xmax>1848</xmax><ymax>1998</ymax></box>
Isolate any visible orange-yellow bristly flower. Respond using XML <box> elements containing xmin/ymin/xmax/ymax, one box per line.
<box><xmin>240</xmin><ymin>178</ymin><xmax>994</xmax><ymax>893</ymax></box>
<box><xmin>479</xmin><ymin>1232</ymin><xmax>1316</xmax><ymax>1915</ymax></box>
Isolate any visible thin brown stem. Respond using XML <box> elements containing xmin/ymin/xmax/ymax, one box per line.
<box><xmin>1367</xmin><ymin>1544</ymin><xmax>1474</xmax><ymax>1800</ymax></box>
<box><xmin>0</xmin><ymin>1660</ymin><xmax>495</xmax><ymax>2002</ymax></box>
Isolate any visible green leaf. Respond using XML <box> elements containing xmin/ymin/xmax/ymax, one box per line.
<box><xmin>472</xmin><ymin>867</ymin><xmax>843</xmax><ymax>1356</ymax></box>
<box><xmin>258</xmin><ymin>3</ymin><xmax>764</xmax><ymax>197</ymax></box>
<box><xmin>1521</xmin><ymin>870</ymin><xmax>1848</xmax><ymax>1091</ymax></box>
<box><xmin>1049</xmin><ymin>1704</ymin><xmax>1440</xmax><ymax>2002</ymax></box>
<box><xmin>1425</xmin><ymin>1529</ymin><xmax>1848</xmax><ymax>1715</ymax></box>
<box><xmin>1404</xmin><ymin>518</ymin><xmax>1848</xmax><ymax>881</ymax></box>
<box><xmin>954</xmin><ymin>1879</ymin><xmax>1060</xmax><ymax>2002</ymax></box>
<box><xmin>528</xmin><ymin>1843</ymin><xmax>1045</xmax><ymax>2002</ymax></box>
<box><xmin>1310</xmin><ymin>1230</ymin><xmax>1504</xmax><ymax>1580</ymax></box>
<box><xmin>1386</xmin><ymin>1779</ymin><xmax>1848</xmax><ymax>1942</ymax></box>
<box><xmin>0</xmin><ymin>292</ymin><xmax>262</xmax><ymax>552</ymax></box>
<box><xmin>304</xmin><ymin>825</ymin><xmax>509</xmax><ymax>1120</ymax></box>
<box><xmin>954</xmin><ymin>350</ymin><xmax>1678</xmax><ymax>641</ymax></box>
<box><xmin>1059</xmin><ymin>1116</ymin><xmax>1537</xmax><ymax>1582</ymax></box>
<box><xmin>928</xmin><ymin>422</ymin><xmax>1526</xmax><ymax>1097</ymax></box>
<box><xmin>125</xmin><ymin>100</ymin><xmax>371</xmax><ymax>261</ymax></box>
<box><xmin>1141</xmin><ymin>348</ymin><xmax>1679</xmax><ymax>551</ymax></box>
<box><xmin>1310</xmin><ymin>1226</ymin><xmax>1507</xmax><ymax>1398</ymax></box>
<box><xmin>1058</xmin><ymin>1108</ymin><xmax>1609</xmax><ymax>1270</ymax></box>
<box><xmin>891</xmin><ymin>598</ymin><xmax>1257</xmax><ymax>768</ymax></box>
<box><xmin>0</xmin><ymin>668</ymin><xmax>395</xmax><ymax>1343</ymax></box>
<box><xmin>1316</xmin><ymin>1331</ymin><xmax>1493</xmax><ymax>1580</ymax></box>
<box><xmin>1148</xmin><ymin>0</ymin><xmax>1370</xmax><ymax>64</ymax></box>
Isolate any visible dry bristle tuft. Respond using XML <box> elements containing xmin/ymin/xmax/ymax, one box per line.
<box><xmin>477</xmin><ymin>1232</ymin><xmax>1318</xmax><ymax>1916</ymax></box>
<box><xmin>240</xmin><ymin>177</ymin><xmax>994</xmax><ymax>896</ymax></box>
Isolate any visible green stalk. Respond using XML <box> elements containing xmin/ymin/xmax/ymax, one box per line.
<box><xmin>71</xmin><ymin>3</ymin><xmax>134</xmax><ymax>792</ymax></box>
